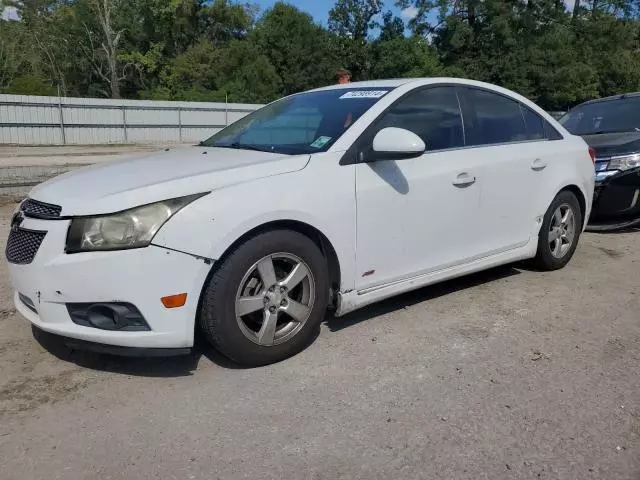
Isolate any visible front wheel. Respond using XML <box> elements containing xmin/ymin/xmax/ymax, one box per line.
<box><xmin>199</xmin><ymin>230</ymin><xmax>329</xmax><ymax>366</ymax></box>
<box><xmin>532</xmin><ymin>190</ymin><xmax>583</xmax><ymax>271</ymax></box>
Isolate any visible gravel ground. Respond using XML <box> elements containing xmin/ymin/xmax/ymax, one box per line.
<box><xmin>0</xmin><ymin>201</ymin><xmax>638</xmax><ymax>480</ymax></box>
<box><xmin>0</xmin><ymin>145</ymin><xmax>172</xmax><ymax>167</ymax></box>
<box><xmin>0</xmin><ymin>145</ymin><xmax>190</xmax><ymax>196</ymax></box>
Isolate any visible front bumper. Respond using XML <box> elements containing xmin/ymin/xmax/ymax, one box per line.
<box><xmin>7</xmin><ymin>214</ymin><xmax>212</xmax><ymax>349</ymax></box>
<box><xmin>589</xmin><ymin>166</ymin><xmax>640</xmax><ymax>227</ymax></box>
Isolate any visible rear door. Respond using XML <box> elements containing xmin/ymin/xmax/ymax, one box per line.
<box><xmin>457</xmin><ymin>87</ymin><xmax>555</xmax><ymax>253</ymax></box>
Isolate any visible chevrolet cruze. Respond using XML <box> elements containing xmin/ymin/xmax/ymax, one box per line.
<box><xmin>6</xmin><ymin>78</ymin><xmax>595</xmax><ymax>366</ymax></box>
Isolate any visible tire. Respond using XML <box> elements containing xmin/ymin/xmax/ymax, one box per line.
<box><xmin>199</xmin><ymin>229</ymin><xmax>329</xmax><ymax>366</ymax></box>
<box><xmin>533</xmin><ymin>190</ymin><xmax>583</xmax><ymax>271</ymax></box>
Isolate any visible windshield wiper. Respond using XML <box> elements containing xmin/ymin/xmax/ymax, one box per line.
<box><xmin>229</xmin><ymin>142</ymin><xmax>274</xmax><ymax>153</ymax></box>
<box><xmin>201</xmin><ymin>142</ymin><xmax>272</xmax><ymax>152</ymax></box>
<box><xmin>586</xmin><ymin>129</ymin><xmax>640</xmax><ymax>135</ymax></box>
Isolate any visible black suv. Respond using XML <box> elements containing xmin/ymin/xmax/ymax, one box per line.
<box><xmin>560</xmin><ymin>93</ymin><xmax>640</xmax><ymax>231</ymax></box>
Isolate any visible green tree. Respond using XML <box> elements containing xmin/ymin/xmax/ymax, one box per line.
<box><xmin>199</xmin><ymin>0</ymin><xmax>257</xmax><ymax>45</ymax></box>
<box><xmin>251</xmin><ymin>2</ymin><xmax>339</xmax><ymax>95</ymax></box>
<box><xmin>371</xmin><ymin>36</ymin><xmax>441</xmax><ymax>78</ymax></box>
<box><xmin>215</xmin><ymin>40</ymin><xmax>282</xmax><ymax>103</ymax></box>
<box><xmin>2</xmin><ymin>0</ymin><xmax>640</xmax><ymax>108</ymax></box>
<box><xmin>379</xmin><ymin>10</ymin><xmax>405</xmax><ymax>41</ymax></box>
<box><xmin>575</xmin><ymin>14</ymin><xmax>640</xmax><ymax>98</ymax></box>
<box><xmin>328</xmin><ymin>0</ymin><xmax>383</xmax><ymax>39</ymax></box>
<box><xmin>328</xmin><ymin>0</ymin><xmax>385</xmax><ymax>80</ymax></box>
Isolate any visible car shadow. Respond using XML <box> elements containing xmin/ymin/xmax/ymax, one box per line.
<box><xmin>587</xmin><ymin>226</ymin><xmax>640</xmax><ymax>234</ymax></box>
<box><xmin>325</xmin><ymin>264</ymin><xmax>521</xmax><ymax>332</ymax></box>
<box><xmin>368</xmin><ymin>160</ymin><xmax>409</xmax><ymax>194</ymax></box>
<box><xmin>31</xmin><ymin>325</ymin><xmax>244</xmax><ymax>377</ymax></box>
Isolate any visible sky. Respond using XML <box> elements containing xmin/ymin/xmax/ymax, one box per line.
<box><xmin>251</xmin><ymin>0</ymin><xmax>418</xmax><ymax>25</ymax></box>
<box><xmin>1</xmin><ymin>5</ymin><xmax>19</xmax><ymax>21</ymax></box>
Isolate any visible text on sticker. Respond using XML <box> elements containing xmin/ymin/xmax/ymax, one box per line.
<box><xmin>339</xmin><ymin>90</ymin><xmax>389</xmax><ymax>99</ymax></box>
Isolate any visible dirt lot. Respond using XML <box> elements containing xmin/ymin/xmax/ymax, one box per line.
<box><xmin>0</xmin><ymin>200</ymin><xmax>638</xmax><ymax>480</ymax></box>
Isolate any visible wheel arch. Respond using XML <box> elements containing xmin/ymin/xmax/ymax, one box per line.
<box><xmin>201</xmin><ymin>219</ymin><xmax>342</xmax><ymax>308</ymax></box>
<box><xmin>558</xmin><ymin>184</ymin><xmax>587</xmax><ymax>229</ymax></box>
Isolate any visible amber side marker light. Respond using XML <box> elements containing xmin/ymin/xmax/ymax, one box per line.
<box><xmin>161</xmin><ymin>293</ymin><xmax>188</xmax><ymax>308</ymax></box>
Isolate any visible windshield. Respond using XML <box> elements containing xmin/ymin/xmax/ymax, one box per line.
<box><xmin>201</xmin><ymin>88</ymin><xmax>394</xmax><ymax>155</ymax></box>
<box><xmin>559</xmin><ymin>96</ymin><xmax>640</xmax><ymax>135</ymax></box>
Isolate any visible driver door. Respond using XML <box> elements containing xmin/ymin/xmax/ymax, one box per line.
<box><xmin>354</xmin><ymin>86</ymin><xmax>486</xmax><ymax>291</ymax></box>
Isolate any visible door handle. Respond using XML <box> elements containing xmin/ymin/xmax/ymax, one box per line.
<box><xmin>531</xmin><ymin>158</ymin><xmax>547</xmax><ymax>171</ymax></box>
<box><xmin>452</xmin><ymin>172</ymin><xmax>476</xmax><ymax>187</ymax></box>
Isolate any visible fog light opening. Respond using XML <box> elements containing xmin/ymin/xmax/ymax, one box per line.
<box><xmin>67</xmin><ymin>302</ymin><xmax>150</xmax><ymax>331</ymax></box>
<box><xmin>86</xmin><ymin>304</ymin><xmax>119</xmax><ymax>330</ymax></box>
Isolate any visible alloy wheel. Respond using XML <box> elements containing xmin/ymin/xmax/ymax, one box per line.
<box><xmin>235</xmin><ymin>253</ymin><xmax>315</xmax><ymax>346</ymax></box>
<box><xmin>548</xmin><ymin>203</ymin><xmax>576</xmax><ymax>259</ymax></box>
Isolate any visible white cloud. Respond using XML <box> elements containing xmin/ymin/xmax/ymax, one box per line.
<box><xmin>563</xmin><ymin>0</ymin><xmax>577</xmax><ymax>10</ymax></box>
<box><xmin>1</xmin><ymin>6</ymin><xmax>20</xmax><ymax>21</ymax></box>
<box><xmin>401</xmin><ymin>6</ymin><xmax>419</xmax><ymax>20</ymax></box>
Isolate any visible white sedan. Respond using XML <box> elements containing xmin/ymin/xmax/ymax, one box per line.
<box><xmin>6</xmin><ymin>78</ymin><xmax>595</xmax><ymax>366</ymax></box>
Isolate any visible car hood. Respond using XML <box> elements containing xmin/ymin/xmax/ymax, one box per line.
<box><xmin>581</xmin><ymin>132</ymin><xmax>640</xmax><ymax>158</ymax></box>
<box><xmin>29</xmin><ymin>147</ymin><xmax>311</xmax><ymax>215</ymax></box>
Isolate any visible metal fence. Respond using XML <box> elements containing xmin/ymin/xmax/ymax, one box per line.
<box><xmin>0</xmin><ymin>94</ymin><xmax>262</xmax><ymax>145</ymax></box>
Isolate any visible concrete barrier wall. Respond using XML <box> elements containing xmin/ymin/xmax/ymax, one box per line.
<box><xmin>0</xmin><ymin>94</ymin><xmax>263</xmax><ymax>145</ymax></box>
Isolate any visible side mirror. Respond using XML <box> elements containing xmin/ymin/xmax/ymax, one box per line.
<box><xmin>371</xmin><ymin>127</ymin><xmax>426</xmax><ymax>160</ymax></box>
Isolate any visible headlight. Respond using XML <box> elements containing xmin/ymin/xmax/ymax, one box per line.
<box><xmin>608</xmin><ymin>154</ymin><xmax>640</xmax><ymax>172</ymax></box>
<box><xmin>66</xmin><ymin>194</ymin><xmax>206</xmax><ymax>253</ymax></box>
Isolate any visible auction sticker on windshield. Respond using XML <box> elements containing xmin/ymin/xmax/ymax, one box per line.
<box><xmin>310</xmin><ymin>136</ymin><xmax>332</xmax><ymax>149</ymax></box>
<box><xmin>340</xmin><ymin>90</ymin><xmax>389</xmax><ymax>99</ymax></box>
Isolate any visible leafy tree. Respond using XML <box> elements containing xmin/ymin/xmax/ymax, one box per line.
<box><xmin>328</xmin><ymin>0</ymin><xmax>385</xmax><ymax>80</ymax></box>
<box><xmin>199</xmin><ymin>0</ymin><xmax>257</xmax><ymax>45</ymax></box>
<box><xmin>328</xmin><ymin>0</ymin><xmax>383</xmax><ymax>39</ymax></box>
<box><xmin>214</xmin><ymin>40</ymin><xmax>282</xmax><ymax>103</ymax></box>
<box><xmin>379</xmin><ymin>10</ymin><xmax>405</xmax><ymax>41</ymax></box>
<box><xmin>2</xmin><ymin>0</ymin><xmax>640</xmax><ymax>111</ymax></box>
<box><xmin>3</xmin><ymin>75</ymin><xmax>58</xmax><ymax>95</ymax></box>
<box><xmin>575</xmin><ymin>14</ymin><xmax>640</xmax><ymax>97</ymax></box>
<box><xmin>371</xmin><ymin>36</ymin><xmax>441</xmax><ymax>78</ymax></box>
<box><xmin>251</xmin><ymin>2</ymin><xmax>339</xmax><ymax>95</ymax></box>
<box><xmin>152</xmin><ymin>39</ymin><xmax>220</xmax><ymax>99</ymax></box>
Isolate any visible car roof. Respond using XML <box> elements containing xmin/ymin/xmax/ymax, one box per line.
<box><xmin>578</xmin><ymin>91</ymin><xmax>640</xmax><ymax>106</ymax></box>
<box><xmin>308</xmin><ymin>77</ymin><xmax>527</xmax><ymax>95</ymax></box>
<box><xmin>309</xmin><ymin>79</ymin><xmax>416</xmax><ymax>92</ymax></box>
<box><xmin>308</xmin><ymin>77</ymin><xmax>546</xmax><ymax>114</ymax></box>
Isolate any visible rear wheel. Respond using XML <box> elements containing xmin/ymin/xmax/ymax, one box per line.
<box><xmin>199</xmin><ymin>230</ymin><xmax>329</xmax><ymax>366</ymax></box>
<box><xmin>533</xmin><ymin>190</ymin><xmax>582</xmax><ymax>271</ymax></box>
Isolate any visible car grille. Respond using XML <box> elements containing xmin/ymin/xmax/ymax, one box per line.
<box><xmin>6</xmin><ymin>228</ymin><xmax>47</xmax><ymax>264</ymax></box>
<box><xmin>21</xmin><ymin>198</ymin><xmax>62</xmax><ymax>219</ymax></box>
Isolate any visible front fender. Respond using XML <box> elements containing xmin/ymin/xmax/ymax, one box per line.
<box><xmin>152</xmin><ymin>153</ymin><xmax>357</xmax><ymax>291</ymax></box>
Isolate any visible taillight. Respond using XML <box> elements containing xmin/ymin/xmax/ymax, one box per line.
<box><xmin>588</xmin><ymin>146</ymin><xmax>596</xmax><ymax>164</ymax></box>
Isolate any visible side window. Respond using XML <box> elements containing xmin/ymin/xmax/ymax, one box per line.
<box><xmin>544</xmin><ymin>120</ymin><xmax>563</xmax><ymax>140</ymax></box>
<box><xmin>461</xmin><ymin>88</ymin><xmax>528</xmax><ymax>146</ymax></box>
<box><xmin>520</xmin><ymin>105</ymin><xmax>563</xmax><ymax>141</ymax></box>
<box><xmin>521</xmin><ymin>105</ymin><xmax>546</xmax><ymax>140</ymax></box>
<box><xmin>375</xmin><ymin>86</ymin><xmax>464</xmax><ymax>151</ymax></box>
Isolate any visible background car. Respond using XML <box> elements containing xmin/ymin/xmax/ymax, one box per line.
<box><xmin>559</xmin><ymin>93</ymin><xmax>640</xmax><ymax>231</ymax></box>
<box><xmin>6</xmin><ymin>78</ymin><xmax>595</xmax><ymax>366</ymax></box>
<box><xmin>547</xmin><ymin>111</ymin><xmax>566</xmax><ymax>120</ymax></box>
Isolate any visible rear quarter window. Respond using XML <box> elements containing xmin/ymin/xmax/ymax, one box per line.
<box><xmin>521</xmin><ymin>105</ymin><xmax>563</xmax><ymax>141</ymax></box>
<box><xmin>543</xmin><ymin>120</ymin><xmax>564</xmax><ymax>140</ymax></box>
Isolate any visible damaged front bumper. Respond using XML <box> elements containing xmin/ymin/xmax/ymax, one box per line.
<box><xmin>588</xmin><ymin>165</ymin><xmax>640</xmax><ymax>231</ymax></box>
